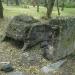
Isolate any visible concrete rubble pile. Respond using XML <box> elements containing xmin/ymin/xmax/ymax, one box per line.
<box><xmin>4</xmin><ymin>15</ymin><xmax>75</xmax><ymax>61</ymax></box>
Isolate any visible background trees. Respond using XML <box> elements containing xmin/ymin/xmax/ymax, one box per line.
<box><xmin>0</xmin><ymin>0</ymin><xmax>3</xmax><ymax>18</ymax></box>
<box><xmin>1</xmin><ymin>0</ymin><xmax>75</xmax><ymax>18</ymax></box>
<box><xmin>47</xmin><ymin>0</ymin><xmax>55</xmax><ymax>18</ymax></box>
<box><xmin>15</xmin><ymin>0</ymin><xmax>19</xmax><ymax>6</ymax></box>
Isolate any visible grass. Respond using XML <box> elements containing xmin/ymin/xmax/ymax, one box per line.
<box><xmin>3</xmin><ymin>5</ymin><xmax>46</xmax><ymax>18</ymax></box>
<box><xmin>62</xmin><ymin>8</ymin><xmax>75</xmax><ymax>16</ymax></box>
<box><xmin>3</xmin><ymin>4</ymin><xmax>75</xmax><ymax>19</ymax></box>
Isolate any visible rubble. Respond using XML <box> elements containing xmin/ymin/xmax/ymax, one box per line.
<box><xmin>4</xmin><ymin>15</ymin><xmax>75</xmax><ymax>61</ymax></box>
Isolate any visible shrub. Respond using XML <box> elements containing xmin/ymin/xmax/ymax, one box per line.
<box><xmin>59</xmin><ymin>2</ymin><xmax>75</xmax><ymax>8</ymax></box>
<box><xmin>64</xmin><ymin>2</ymin><xmax>75</xmax><ymax>8</ymax></box>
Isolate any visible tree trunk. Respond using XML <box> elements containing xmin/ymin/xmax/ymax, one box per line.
<box><xmin>6</xmin><ymin>0</ymin><xmax>9</xmax><ymax>6</ymax></box>
<box><xmin>15</xmin><ymin>0</ymin><xmax>19</xmax><ymax>6</ymax></box>
<box><xmin>57</xmin><ymin>0</ymin><xmax>60</xmax><ymax>15</ymax></box>
<box><xmin>31</xmin><ymin>0</ymin><xmax>36</xmax><ymax>7</ymax></box>
<box><xmin>61</xmin><ymin>0</ymin><xmax>64</xmax><ymax>11</ymax></box>
<box><xmin>36</xmin><ymin>0</ymin><xmax>39</xmax><ymax>12</ymax></box>
<box><xmin>0</xmin><ymin>0</ymin><xmax>3</xmax><ymax>18</ymax></box>
<box><xmin>37</xmin><ymin>4</ymin><xmax>39</xmax><ymax>12</ymax></box>
<box><xmin>47</xmin><ymin>0</ymin><xmax>55</xmax><ymax>18</ymax></box>
<box><xmin>44</xmin><ymin>0</ymin><xmax>47</xmax><ymax>7</ymax></box>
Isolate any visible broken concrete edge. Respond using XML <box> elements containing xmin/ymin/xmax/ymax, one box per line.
<box><xmin>4</xmin><ymin>15</ymin><xmax>75</xmax><ymax>61</ymax></box>
<box><xmin>41</xmin><ymin>59</ymin><xmax>67</xmax><ymax>73</ymax></box>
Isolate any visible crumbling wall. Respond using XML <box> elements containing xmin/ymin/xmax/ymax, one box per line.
<box><xmin>5</xmin><ymin>15</ymin><xmax>75</xmax><ymax>61</ymax></box>
<box><xmin>43</xmin><ymin>17</ymin><xmax>75</xmax><ymax>61</ymax></box>
<box><xmin>6</xmin><ymin>14</ymin><xmax>38</xmax><ymax>41</ymax></box>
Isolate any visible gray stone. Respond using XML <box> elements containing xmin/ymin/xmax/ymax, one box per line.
<box><xmin>5</xmin><ymin>15</ymin><xmax>75</xmax><ymax>61</ymax></box>
<box><xmin>6</xmin><ymin>14</ymin><xmax>38</xmax><ymax>41</ymax></box>
<box><xmin>40</xmin><ymin>17</ymin><xmax>75</xmax><ymax>61</ymax></box>
<box><xmin>23</xmin><ymin>22</ymin><xmax>54</xmax><ymax>50</ymax></box>
<box><xmin>41</xmin><ymin>59</ymin><xmax>66</xmax><ymax>73</ymax></box>
<box><xmin>0</xmin><ymin>63</ymin><xmax>14</xmax><ymax>72</ymax></box>
<box><xmin>8</xmin><ymin>71</ymin><xmax>29</xmax><ymax>75</ymax></box>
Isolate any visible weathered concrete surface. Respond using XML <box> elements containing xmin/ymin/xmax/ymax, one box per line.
<box><xmin>5</xmin><ymin>15</ymin><xmax>75</xmax><ymax>61</ymax></box>
<box><xmin>6</xmin><ymin>14</ymin><xmax>38</xmax><ymax>41</ymax></box>
<box><xmin>23</xmin><ymin>22</ymin><xmax>59</xmax><ymax>50</ymax></box>
<box><xmin>43</xmin><ymin>17</ymin><xmax>75</xmax><ymax>61</ymax></box>
<box><xmin>41</xmin><ymin>59</ymin><xmax>66</xmax><ymax>73</ymax></box>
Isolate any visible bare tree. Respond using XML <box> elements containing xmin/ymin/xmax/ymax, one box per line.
<box><xmin>44</xmin><ymin>0</ymin><xmax>47</xmax><ymax>7</ymax></box>
<box><xmin>31</xmin><ymin>0</ymin><xmax>36</xmax><ymax>7</ymax></box>
<box><xmin>7</xmin><ymin>0</ymin><xmax>8</xmax><ymax>6</ymax></box>
<box><xmin>0</xmin><ymin>0</ymin><xmax>3</xmax><ymax>18</ymax></box>
<box><xmin>15</xmin><ymin>0</ymin><xmax>19</xmax><ymax>5</ymax></box>
<box><xmin>36</xmin><ymin>0</ymin><xmax>39</xmax><ymax>12</ymax></box>
<box><xmin>47</xmin><ymin>0</ymin><xmax>55</xmax><ymax>18</ymax></box>
<box><xmin>61</xmin><ymin>0</ymin><xmax>65</xmax><ymax>11</ymax></box>
<box><xmin>57</xmin><ymin>0</ymin><xmax>60</xmax><ymax>15</ymax></box>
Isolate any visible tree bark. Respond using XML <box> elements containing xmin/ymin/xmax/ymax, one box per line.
<box><xmin>47</xmin><ymin>0</ymin><xmax>55</xmax><ymax>18</ymax></box>
<box><xmin>37</xmin><ymin>4</ymin><xmax>39</xmax><ymax>12</ymax></box>
<box><xmin>15</xmin><ymin>0</ymin><xmax>19</xmax><ymax>6</ymax></box>
<box><xmin>57</xmin><ymin>0</ymin><xmax>60</xmax><ymax>15</ymax></box>
<box><xmin>44</xmin><ymin>0</ymin><xmax>47</xmax><ymax>7</ymax></box>
<box><xmin>36</xmin><ymin>0</ymin><xmax>39</xmax><ymax>12</ymax></box>
<box><xmin>0</xmin><ymin>0</ymin><xmax>3</xmax><ymax>18</ymax></box>
<box><xmin>31</xmin><ymin>0</ymin><xmax>36</xmax><ymax>7</ymax></box>
<box><xmin>61</xmin><ymin>0</ymin><xmax>64</xmax><ymax>11</ymax></box>
<box><xmin>6</xmin><ymin>0</ymin><xmax>9</xmax><ymax>6</ymax></box>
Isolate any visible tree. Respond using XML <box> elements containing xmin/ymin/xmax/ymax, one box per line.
<box><xmin>15</xmin><ymin>0</ymin><xmax>19</xmax><ymax>5</ymax></box>
<box><xmin>47</xmin><ymin>0</ymin><xmax>55</xmax><ymax>18</ymax></box>
<box><xmin>36</xmin><ymin>0</ymin><xmax>39</xmax><ymax>12</ymax></box>
<box><xmin>31</xmin><ymin>0</ymin><xmax>36</xmax><ymax>7</ymax></box>
<box><xmin>57</xmin><ymin>0</ymin><xmax>60</xmax><ymax>15</ymax></box>
<box><xmin>44</xmin><ymin>0</ymin><xmax>47</xmax><ymax>7</ymax></box>
<box><xmin>6</xmin><ymin>0</ymin><xmax>14</xmax><ymax>6</ymax></box>
<box><xmin>31</xmin><ymin>0</ymin><xmax>40</xmax><ymax>12</ymax></box>
<box><xmin>61</xmin><ymin>0</ymin><xmax>65</xmax><ymax>11</ymax></box>
<box><xmin>0</xmin><ymin>0</ymin><xmax>3</xmax><ymax>18</ymax></box>
<box><xmin>6</xmin><ymin>0</ymin><xmax>9</xmax><ymax>6</ymax></box>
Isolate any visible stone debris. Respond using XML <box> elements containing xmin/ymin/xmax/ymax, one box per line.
<box><xmin>0</xmin><ymin>62</ymin><xmax>14</xmax><ymax>72</ymax></box>
<box><xmin>7</xmin><ymin>71</ymin><xmax>29</xmax><ymax>75</ymax></box>
<box><xmin>41</xmin><ymin>59</ymin><xmax>66</xmax><ymax>73</ymax></box>
<box><xmin>4</xmin><ymin>15</ymin><xmax>75</xmax><ymax>61</ymax></box>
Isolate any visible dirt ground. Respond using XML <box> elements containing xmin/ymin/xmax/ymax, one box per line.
<box><xmin>0</xmin><ymin>17</ymin><xmax>75</xmax><ymax>75</ymax></box>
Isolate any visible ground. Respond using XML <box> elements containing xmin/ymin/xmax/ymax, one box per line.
<box><xmin>3</xmin><ymin>4</ymin><xmax>75</xmax><ymax>18</ymax></box>
<box><xmin>0</xmin><ymin>5</ymin><xmax>75</xmax><ymax>75</ymax></box>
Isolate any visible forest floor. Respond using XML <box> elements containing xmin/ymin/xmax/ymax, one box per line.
<box><xmin>0</xmin><ymin>5</ymin><xmax>75</xmax><ymax>75</ymax></box>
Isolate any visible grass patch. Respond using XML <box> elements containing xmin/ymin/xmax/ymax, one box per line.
<box><xmin>3</xmin><ymin>4</ymin><xmax>75</xmax><ymax>18</ymax></box>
